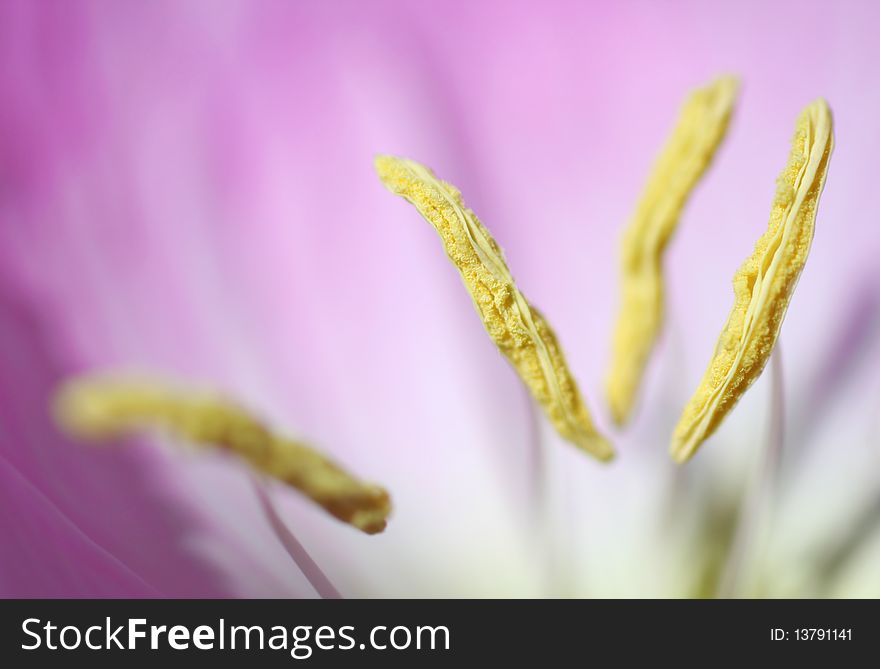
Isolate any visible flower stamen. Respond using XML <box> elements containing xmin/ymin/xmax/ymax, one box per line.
<box><xmin>671</xmin><ymin>99</ymin><xmax>834</xmax><ymax>463</ymax></box>
<box><xmin>53</xmin><ymin>375</ymin><xmax>392</xmax><ymax>534</ymax></box>
<box><xmin>606</xmin><ymin>75</ymin><xmax>739</xmax><ymax>426</ymax></box>
<box><xmin>375</xmin><ymin>156</ymin><xmax>613</xmax><ymax>461</ymax></box>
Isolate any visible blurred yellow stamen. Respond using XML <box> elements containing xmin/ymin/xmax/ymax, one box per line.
<box><xmin>606</xmin><ymin>76</ymin><xmax>739</xmax><ymax>425</ymax></box>
<box><xmin>671</xmin><ymin>99</ymin><xmax>834</xmax><ymax>463</ymax></box>
<box><xmin>53</xmin><ymin>376</ymin><xmax>392</xmax><ymax>534</ymax></box>
<box><xmin>376</xmin><ymin>155</ymin><xmax>613</xmax><ymax>461</ymax></box>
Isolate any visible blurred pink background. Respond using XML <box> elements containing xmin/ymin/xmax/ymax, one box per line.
<box><xmin>1</xmin><ymin>0</ymin><xmax>878</xmax><ymax>597</ymax></box>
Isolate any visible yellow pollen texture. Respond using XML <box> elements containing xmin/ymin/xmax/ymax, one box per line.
<box><xmin>53</xmin><ymin>376</ymin><xmax>392</xmax><ymax>534</ymax></box>
<box><xmin>606</xmin><ymin>76</ymin><xmax>739</xmax><ymax>426</ymax></box>
<box><xmin>375</xmin><ymin>155</ymin><xmax>613</xmax><ymax>462</ymax></box>
<box><xmin>671</xmin><ymin>99</ymin><xmax>834</xmax><ymax>463</ymax></box>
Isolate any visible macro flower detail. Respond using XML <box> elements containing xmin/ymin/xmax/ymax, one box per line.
<box><xmin>5</xmin><ymin>1</ymin><xmax>878</xmax><ymax>603</ymax></box>
<box><xmin>375</xmin><ymin>156</ymin><xmax>614</xmax><ymax>462</ymax></box>
<box><xmin>606</xmin><ymin>76</ymin><xmax>739</xmax><ymax>426</ymax></box>
<box><xmin>671</xmin><ymin>99</ymin><xmax>834</xmax><ymax>463</ymax></box>
<box><xmin>53</xmin><ymin>376</ymin><xmax>392</xmax><ymax>534</ymax></box>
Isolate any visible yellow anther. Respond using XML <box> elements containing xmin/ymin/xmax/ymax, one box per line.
<box><xmin>606</xmin><ymin>76</ymin><xmax>739</xmax><ymax>425</ymax></box>
<box><xmin>672</xmin><ymin>99</ymin><xmax>834</xmax><ymax>463</ymax></box>
<box><xmin>53</xmin><ymin>376</ymin><xmax>392</xmax><ymax>534</ymax></box>
<box><xmin>376</xmin><ymin>156</ymin><xmax>613</xmax><ymax>461</ymax></box>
